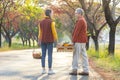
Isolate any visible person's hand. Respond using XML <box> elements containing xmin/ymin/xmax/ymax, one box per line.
<box><xmin>54</xmin><ymin>39</ymin><xmax>58</xmax><ymax>43</ymax></box>
<box><xmin>38</xmin><ymin>40</ymin><xmax>41</xmax><ymax>46</ymax></box>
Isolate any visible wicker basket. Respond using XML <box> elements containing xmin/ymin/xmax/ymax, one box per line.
<box><xmin>32</xmin><ymin>51</ymin><xmax>42</xmax><ymax>59</ymax></box>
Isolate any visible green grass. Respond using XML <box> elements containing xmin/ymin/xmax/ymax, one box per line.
<box><xmin>0</xmin><ymin>43</ymin><xmax>39</xmax><ymax>52</ymax></box>
<box><xmin>95</xmin><ymin>56</ymin><xmax>120</xmax><ymax>71</ymax></box>
<box><xmin>88</xmin><ymin>45</ymin><xmax>120</xmax><ymax>71</ymax></box>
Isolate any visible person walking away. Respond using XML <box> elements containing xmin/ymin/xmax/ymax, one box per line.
<box><xmin>38</xmin><ymin>9</ymin><xmax>58</xmax><ymax>75</ymax></box>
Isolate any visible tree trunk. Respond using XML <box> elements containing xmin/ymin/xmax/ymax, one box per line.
<box><xmin>92</xmin><ymin>36</ymin><xmax>99</xmax><ymax>51</ymax></box>
<box><xmin>32</xmin><ymin>39</ymin><xmax>35</xmax><ymax>47</ymax></box>
<box><xmin>86</xmin><ymin>36</ymin><xmax>90</xmax><ymax>50</ymax></box>
<box><xmin>0</xmin><ymin>25</ymin><xmax>1</xmax><ymax>48</ymax></box>
<box><xmin>25</xmin><ymin>40</ymin><xmax>27</xmax><ymax>46</ymax></box>
<box><xmin>0</xmin><ymin>20</ymin><xmax>3</xmax><ymax>48</ymax></box>
<box><xmin>108</xmin><ymin>26</ymin><xmax>116</xmax><ymax>55</ymax></box>
<box><xmin>23</xmin><ymin>41</ymin><xmax>25</xmax><ymax>46</ymax></box>
<box><xmin>4</xmin><ymin>35</ymin><xmax>11</xmax><ymax>47</ymax></box>
<box><xmin>28</xmin><ymin>39</ymin><xmax>31</xmax><ymax>47</ymax></box>
<box><xmin>21</xmin><ymin>37</ymin><xmax>24</xmax><ymax>46</ymax></box>
<box><xmin>102</xmin><ymin>0</ymin><xmax>120</xmax><ymax>55</ymax></box>
<box><xmin>8</xmin><ymin>37</ymin><xmax>12</xmax><ymax>47</ymax></box>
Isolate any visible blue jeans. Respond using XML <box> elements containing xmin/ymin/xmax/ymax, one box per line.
<box><xmin>41</xmin><ymin>42</ymin><xmax>53</xmax><ymax>68</ymax></box>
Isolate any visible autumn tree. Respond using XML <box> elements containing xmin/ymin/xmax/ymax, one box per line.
<box><xmin>18</xmin><ymin>1</ymin><xmax>43</xmax><ymax>46</ymax></box>
<box><xmin>78</xmin><ymin>0</ymin><xmax>107</xmax><ymax>51</ymax></box>
<box><xmin>55</xmin><ymin>0</ymin><xmax>106</xmax><ymax>51</ymax></box>
<box><xmin>102</xmin><ymin>0</ymin><xmax>120</xmax><ymax>55</ymax></box>
<box><xmin>2</xmin><ymin>11</ymin><xmax>20</xmax><ymax>47</ymax></box>
<box><xmin>50</xmin><ymin>0</ymin><xmax>79</xmax><ymax>43</ymax></box>
<box><xmin>0</xmin><ymin>0</ymin><xmax>19</xmax><ymax>47</ymax></box>
<box><xmin>0</xmin><ymin>0</ymin><xmax>43</xmax><ymax>47</ymax></box>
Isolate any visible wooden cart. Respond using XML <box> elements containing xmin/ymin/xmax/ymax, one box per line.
<box><xmin>57</xmin><ymin>44</ymin><xmax>74</xmax><ymax>52</ymax></box>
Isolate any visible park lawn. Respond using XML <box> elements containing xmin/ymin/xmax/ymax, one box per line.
<box><xmin>88</xmin><ymin>45</ymin><xmax>120</xmax><ymax>79</ymax></box>
<box><xmin>0</xmin><ymin>47</ymin><xmax>12</xmax><ymax>52</ymax></box>
<box><xmin>0</xmin><ymin>43</ymin><xmax>38</xmax><ymax>52</ymax></box>
<box><xmin>115</xmin><ymin>49</ymin><xmax>120</xmax><ymax>57</ymax></box>
<box><xmin>88</xmin><ymin>46</ymin><xmax>120</xmax><ymax>72</ymax></box>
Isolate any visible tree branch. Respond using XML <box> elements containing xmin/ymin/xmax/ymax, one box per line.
<box><xmin>93</xmin><ymin>4</ymin><xmax>101</xmax><ymax>17</ymax></box>
<box><xmin>98</xmin><ymin>22</ymin><xmax>107</xmax><ymax>34</ymax></box>
<box><xmin>79</xmin><ymin>0</ymin><xmax>87</xmax><ymax>11</ymax></box>
<box><xmin>115</xmin><ymin>16</ymin><xmax>120</xmax><ymax>25</ymax></box>
<box><xmin>102</xmin><ymin>0</ymin><xmax>114</xmax><ymax>26</ymax></box>
<box><xmin>63</xmin><ymin>0</ymin><xmax>75</xmax><ymax>11</ymax></box>
<box><xmin>87</xmin><ymin>0</ymin><xmax>94</xmax><ymax>12</ymax></box>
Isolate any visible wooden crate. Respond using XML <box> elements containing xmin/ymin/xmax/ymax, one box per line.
<box><xmin>57</xmin><ymin>46</ymin><xmax>73</xmax><ymax>52</ymax></box>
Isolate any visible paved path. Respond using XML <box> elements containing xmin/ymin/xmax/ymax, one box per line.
<box><xmin>0</xmin><ymin>49</ymin><xmax>103</xmax><ymax>80</ymax></box>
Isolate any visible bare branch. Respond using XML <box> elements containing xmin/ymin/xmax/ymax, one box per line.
<box><xmin>79</xmin><ymin>0</ymin><xmax>87</xmax><ymax>11</ymax></box>
<box><xmin>115</xmin><ymin>16</ymin><xmax>120</xmax><ymax>25</ymax></box>
<box><xmin>98</xmin><ymin>22</ymin><xmax>107</xmax><ymax>34</ymax></box>
<box><xmin>92</xmin><ymin>4</ymin><xmax>101</xmax><ymax>24</ymax></box>
<box><xmin>87</xmin><ymin>0</ymin><xmax>94</xmax><ymax>12</ymax></box>
<box><xmin>93</xmin><ymin>4</ymin><xmax>101</xmax><ymax>16</ymax></box>
<box><xmin>62</xmin><ymin>0</ymin><xmax>75</xmax><ymax>11</ymax></box>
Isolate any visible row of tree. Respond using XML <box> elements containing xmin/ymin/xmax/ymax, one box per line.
<box><xmin>50</xmin><ymin>0</ymin><xmax>120</xmax><ymax>55</ymax></box>
<box><xmin>0</xmin><ymin>0</ymin><xmax>43</xmax><ymax>47</ymax></box>
<box><xmin>0</xmin><ymin>0</ymin><xmax>120</xmax><ymax>56</ymax></box>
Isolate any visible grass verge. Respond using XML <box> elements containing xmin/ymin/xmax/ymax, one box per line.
<box><xmin>88</xmin><ymin>46</ymin><xmax>120</xmax><ymax>79</ymax></box>
<box><xmin>88</xmin><ymin>47</ymin><xmax>120</xmax><ymax>72</ymax></box>
<box><xmin>0</xmin><ymin>43</ymin><xmax>39</xmax><ymax>52</ymax></box>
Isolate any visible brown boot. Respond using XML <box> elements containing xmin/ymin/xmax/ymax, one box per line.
<box><xmin>69</xmin><ymin>70</ymin><xmax>77</xmax><ymax>75</ymax></box>
<box><xmin>78</xmin><ymin>72</ymin><xmax>89</xmax><ymax>75</ymax></box>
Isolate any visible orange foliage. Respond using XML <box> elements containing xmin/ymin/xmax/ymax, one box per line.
<box><xmin>4</xmin><ymin>11</ymin><xmax>21</xmax><ymax>32</ymax></box>
<box><xmin>50</xmin><ymin>5</ymin><xmax>65</xmax><ymax>14</ymax></box>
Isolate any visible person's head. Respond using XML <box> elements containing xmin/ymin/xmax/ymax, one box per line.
<box><xmin>45</xmin><ymin>9</ymin><xmax>52</xmax><ymax>18</ymax></box>
<box><xmin>75</xmin><ymin>8</ymin><xmax>84</xmax><ymax>20</ymax></box>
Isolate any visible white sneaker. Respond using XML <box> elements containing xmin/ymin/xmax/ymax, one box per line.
<box><xmin>48</xmin><ymin>69</ymin><xmax>55</xmax><ymax>75</ymax></box>
<box><xmin>41</xmin><ymin>69</ymin><xmax>46</xmax><ymax>74</ymax></box>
